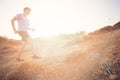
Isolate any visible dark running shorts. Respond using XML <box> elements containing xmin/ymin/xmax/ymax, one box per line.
<box><xmin>18</xmin><ymin>31</ymin><xmax>30</xmax><ymax>41</ymax></box>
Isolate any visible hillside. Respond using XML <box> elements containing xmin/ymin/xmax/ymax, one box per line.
<box><xmin>0</xmin><ymin>21</ymin><xmax>120</xmax><ymax>80</ymax></box>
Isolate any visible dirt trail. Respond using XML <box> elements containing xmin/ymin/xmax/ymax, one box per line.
<box><xmin>0</xmin><ymin>29</ymin><xmax>120</xmax><ymax>80</ymax></box>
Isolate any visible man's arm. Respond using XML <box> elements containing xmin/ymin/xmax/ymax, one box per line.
<box><xmin>11</xmin><ymin>18</ymin><xmax>17</xmax><ymax>33</ymax></box>
<box><xmin>27</xmin><ymin>27</ymin><xmax>35</xmax><ymax>31</ymax></box>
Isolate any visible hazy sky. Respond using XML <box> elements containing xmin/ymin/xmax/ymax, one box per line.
<box><xmin>0</xmin><ymin>0</ymin><xmax>120</xmax><ymax>39</ymax></box>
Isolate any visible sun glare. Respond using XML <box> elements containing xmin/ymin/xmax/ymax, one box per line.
<box><xmin>0</xmin><ymin>0</ymin><xmax>119</xmax><ymax>39</ymax></box>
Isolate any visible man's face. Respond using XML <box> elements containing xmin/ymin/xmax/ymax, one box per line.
<box><xmin>24</xmin><ymin>9</ymin><xmax>31</xmax><ymax>15</ymax></box>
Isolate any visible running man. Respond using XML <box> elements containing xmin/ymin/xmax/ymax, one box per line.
<box><xmin>11</xmin><ymin>7</ymin><xmax>39</xmax><ymax>61</ymax></box>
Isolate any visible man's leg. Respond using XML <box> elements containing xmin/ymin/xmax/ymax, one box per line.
<box><xmin>17</xmin><ymin>41</ymin><xmax>26</xmax><ymax>61</ymax></box>
<box><xmin>28</xmin><ymin>37</ymin><xmax>40</xmax><ymax>59</ymax></box>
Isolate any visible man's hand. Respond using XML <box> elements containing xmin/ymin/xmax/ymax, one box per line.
<box><xmin>28</xmin><ymin>27</ymin><xmax>35</xmax><ymax>32</ymax></box>
<box><xmin>31</xmin><ymin>28</ymin><xmax>35</xmax><ymax>32</ymax></box>
<box><xmin>14</xmin><ymin>30</ymin><xmax>18</xmax><ymax>34</ymax></box>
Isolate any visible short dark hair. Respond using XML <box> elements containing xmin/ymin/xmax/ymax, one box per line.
<box><xmin>23</xmin><ymin>7</ymin><xmax>31</xmax><ymax>11</ymax></box>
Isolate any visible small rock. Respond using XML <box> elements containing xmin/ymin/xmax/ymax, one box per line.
<box><xmin>109</xmin><ymin>74</ymin><xmax>117</xmax><ymax>79</ymax></box>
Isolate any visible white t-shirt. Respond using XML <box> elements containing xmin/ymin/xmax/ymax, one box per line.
<box><xmin>14</xmin><ymin>14</ymin><xmax>29</xmax><ymax>32</ymax></box>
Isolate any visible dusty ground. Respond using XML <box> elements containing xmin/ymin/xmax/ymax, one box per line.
<box><xmin>0</xmin><ymin>26</ymin><xmax>120</xmax><ymax>80</ymax></box>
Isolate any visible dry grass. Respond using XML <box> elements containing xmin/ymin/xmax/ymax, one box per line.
<box><xmin>0</xmin><ymin>29</ymin><xmax>120</xmax><ymax>80</ymax></box>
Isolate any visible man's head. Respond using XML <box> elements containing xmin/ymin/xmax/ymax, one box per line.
<box><xmin>23</xmin><ymin>7</ymin><xmax>31</xmax><ymax>15</ymax></box>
